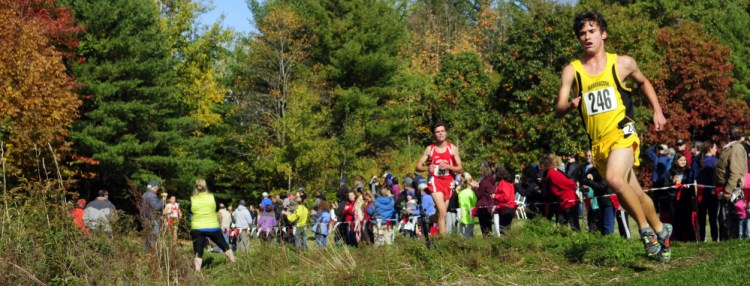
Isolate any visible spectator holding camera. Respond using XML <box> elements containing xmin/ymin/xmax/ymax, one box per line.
<box><xmin>648</xmin><ymin>143</ymin><xmax>675</xmax><ymax>189</ymax></box>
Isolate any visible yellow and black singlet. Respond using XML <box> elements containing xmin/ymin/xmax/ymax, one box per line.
<box><xmin>572</xmin><ymin>53</ymin><xmax>636</xmax><ymax>143</ymax></box>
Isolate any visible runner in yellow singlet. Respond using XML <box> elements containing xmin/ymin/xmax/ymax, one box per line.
<box><xmin>555</xmin><ymin>11</ymin><xmax>672</xmax><ymax>263</ymax></box>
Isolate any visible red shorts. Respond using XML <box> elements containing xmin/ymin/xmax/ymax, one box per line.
<box><xmin>428</xmin><ymin>176</ymin><xmax>453</xmax><ymax>201</ymax></box>
<box><xmin>167</xmin><ymin>217</ymin><xmax>178</xmax><ymax>228</ymax></box>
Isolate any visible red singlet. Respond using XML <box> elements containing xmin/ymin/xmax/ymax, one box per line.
<box><xmin>428</xmin><ymin>142</ymin><xmax>456</xmax><ymax>200</ymax></box>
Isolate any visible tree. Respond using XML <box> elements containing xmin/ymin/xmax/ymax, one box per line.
<box><xmin>0</xmin><ymin>0</ymin><xmax>82</xmax><ymax>176</ymax></box>
<box><xmin>159</xmin><ymin>0</ymin><xmax>233</xmax><ymax>127</ymax></box>
<box><xmin>649</xmin><ymin>21</ymin><xmax>750</xmax><ymax>144</ymax></box>
<box><xmin>431</xmin><ymin>52</ymin><xmax>498</xmax><ymax>166</ymax></box>
<box><xmin>66</xmin><ymin>0</ymin><xmax>219</xmax><ymax>198</ymax></box>
<box><xmin>492</xmin><ymin>0</ymin><xmax>581</xmax><ymax>168</ymax></box>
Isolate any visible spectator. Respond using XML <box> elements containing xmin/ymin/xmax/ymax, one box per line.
<box><xmin>70</xmin><ymin>198</ymin><xmax>89</xmax><ymax>234</ymax></box>
<box><xmin>492</xmin><ymin>165</ymin><xmax>517</xmax><ymax>236</ymax></box>
<box><xmin>337</xmin><ymin>178</ymin><xmax>350</xmax><ymax>203</ymax></box>
<box><xmin>476</xmin><ymin>161</ymin><xmax>496</xmax><ymax>237</ymax></box>
<box><xmin>715</xmin><ymin>126</ymin><xmax>748</xmax><ymax>240</ymax></box>
<box><xmin>392</xmin><ymin>177</ymin><xmax>402</xmax><ymax>199</ymax></box>
<box><xmin>580</xmin><ymin>163</ymin><xmax>616</xmax><ymax>235</ymax></box>
<box><xmin>368</xmin><ymin>187</ymin><xmax>396</xmax><ymax>246</ymax></box>
<box><xmin>516</xmin><ymin>164</ymin><xmax>543</xmax><ymax>219</ymax></box>
<box><xmin>257</xmin><ymin>205</ymin><xmax>277</xmax><ymax>241</ymax></box>
<box><xmin>142</xmin><ymin>180</ymin><xmax>165</xmax><ymax>251</ymax></box>
<box><xmin>217</xmin><ymin>203</ymin><xmax>232</xmax><ymax>244</ymax></box>
<box><xmin>696</xmin><ymin>139</ymin><xmax>719</xmax><ymax>242</ymax></box>
<box><xmin>313</xmin><ymin>201</ymin><xmax>332</xmax><ymax>247</ymax></box>
<box><xmin>260</xmin><ymin>192</ymin><xmax>273</xmax><ymax>212</ymax></box>
<box><xmin>690</xmin><ymin>141</ymin><xmax>704</xmax><ymax>182</ymax></box>
<box><xmin>677</xmin><ymin>139</ymin><xmax>692</xmax><ymax>166</ymax></box>
<box><xmin>542</xmin><ymin>154</ymin><xmax>579</xmax><ymax>231</ymax></box>
<box><xmin>84</xmin><ymin>190</ymin><xmax>116</xmax><ymax>236</ymax></box>
<box><xmin>283</xmin><ymin>197</ymin><xmax>309</xmax><ymax>251</ymax></box>
<box><xmin>446</xmin><ymin>179</ymin><xmax>460</xmax><ymax>235</ymax></box>
<box><xmin>458</xmin><ymin>172</ymin><xmax>478</xmax><ymax>238</ymax></box>
<box><xmin>312</xmin><ymin>190</ymin><xmax>325</xmax><ymax>210</ymax></box>
<box><xmin>648</xmin><ymin>144</ymin><xmax>674</xmax><ymax>189</ymax></box>
<box><xmin>395</xmin><ymin>176</ymin><xmax>414</xmax><ymax>214</ymax></box>
<box><xmin>667</xmin><ymin>153</ymin><xmax>694</xmax><ymax>241</ymax></box>
<box><xmin>342</xmin><ymin>191</ymin><xmax>358</xmax><ymax>246</ymax></box>
<box><xmin>162</xmin><ymin>195</ymin><xmax>182</xmax><ymax>240</ymax></box>
<box><xmin>189</xmin><ymin>179</ymin><xmax>236</xmax><ymax>272</ymax></box>
<box><xmin>233</xmin><ymin>200</ymin><xmax>253</xmax><ymax>252</ymax></box>
<box><xmin>736</xmin><ymin>196</ymin><xmax>748</xmax><ymax>239</ymax></box>
<box><xmin>418</xmin><ymin>180</ymin><xmax>436</xmax><ymax>218</ymax></box>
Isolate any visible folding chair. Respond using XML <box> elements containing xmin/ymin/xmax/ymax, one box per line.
<box><xmin>515</xmin><ymin>193</ymin><xmax>527</xmax><ymax>219</ymax></box>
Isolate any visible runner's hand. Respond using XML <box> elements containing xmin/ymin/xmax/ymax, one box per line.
<box><xmin>653</xmin><ymin>111</ymin><xmax>667</xmax><ymax>131</ymax></box>
<box><xmin>570</xmin><ymin>96</ymin><xmax>581</xmax><ymax>109</ymax></box>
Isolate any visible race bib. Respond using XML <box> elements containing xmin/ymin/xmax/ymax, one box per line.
<box><xmin>584</xmin><ymin>87</ymin><xmax>618</xmax><ymax>115</ymax></box>
<box><xmin>622</xmin><ymin>122</ymin><xmax>636</xmax><ymax>136</ymax></box>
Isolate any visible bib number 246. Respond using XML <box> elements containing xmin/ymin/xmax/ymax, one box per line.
<box><xmin>585</xmin><ymin>87</ymin><xmax>617</xmax><ymax>115</ymax></box>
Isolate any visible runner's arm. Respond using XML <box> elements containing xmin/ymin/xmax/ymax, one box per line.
<box><xmin>448</xmin><ymin>144</ymin><xmax>464</xmax><ymax>174</ymax></box>
<box><xmin>415</xmin><ymin>146</ymin><xmax>431</xmax><ymax>172</ymax></box>
<box><xmin>618</xmin><ymin>55</ymin><xmax>666</xmax><ymax>130</ymax></box>
<box><xmin>555</xmin><ymin>65</ymin><xmax>580</xmax><ymax>118</ymax></box>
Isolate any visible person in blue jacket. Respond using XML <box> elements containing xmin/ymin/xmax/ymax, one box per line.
<box><xmin>368</xmin><ymin>188</ymin><xmax>396</xmax><ymax>246</ymax></box>
<box><xmin>312</xmin><ymin>201</ymin><xmax>331</xmax><ymax>247</ymax></box>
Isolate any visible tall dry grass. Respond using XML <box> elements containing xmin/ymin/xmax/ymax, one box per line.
<box><xmin>0</xmin><ymin>142</ymin><xmax>200</xmax><ymax>285</ymax></box>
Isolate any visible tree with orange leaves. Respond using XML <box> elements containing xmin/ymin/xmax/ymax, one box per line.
<box><xmin>0</xmin><ymin>0</ymin><xmax>82</xmax><ymax>174</ymax></box>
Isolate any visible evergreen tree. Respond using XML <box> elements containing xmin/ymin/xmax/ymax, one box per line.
<box><xmin>66</xmin><ymin>0</ymin><xmax>218</xmax><ymax>198</ymax></box>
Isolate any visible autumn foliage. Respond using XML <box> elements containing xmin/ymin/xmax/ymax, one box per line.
<box><xmin>650</xmin><ymin>21</ymin><xmax>750</xmax><ymax>144</ymax></box>
<box><xmin>0</xmin><ymin>0</ymin><xmax>82</xmax><ymax>171</ymax></box>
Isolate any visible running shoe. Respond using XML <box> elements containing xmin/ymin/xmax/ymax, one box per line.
<box><xmin>640</xmin><ymin>230</ymin><xmax>661</xmax><ymax>258</ymax></box>
<box><xmin>657</xmin><ymin>223</ymin><xmax>673</xmax><ymax>263</ymax></box>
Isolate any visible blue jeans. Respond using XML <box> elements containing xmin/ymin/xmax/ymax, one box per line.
<box><xmin>739</xmin><ymin>218</ymin><xmax>750</xmax><ymax>239</ymax></box>
<box><xmin>315</xmin><ymin>233</ymin><xmax>327</xmax><ymax>247</ymax></box>
<box><xmin>144</xmin><ymin>219</ymin><xmax>160</xmax><ymax>251</ymax></box>
<box><xmin>295</xmin><ymin>227</ymin><xmax>308</xmax><ymax>250</ymax></box>
<box><xmin>600</xmin><ymin>206</ymin><xmax>616</xmax><ymax>235</ymax></box>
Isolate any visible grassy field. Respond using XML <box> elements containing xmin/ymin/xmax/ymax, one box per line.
<box><xmin>196</xmin><ymin>219</ymin><xmax>750</xmax><ymax>285</ymax></box>
<box><xmin>3</xmin><ymin>192</ymin><xmax>749</xmax><ymax>286</ymax></box>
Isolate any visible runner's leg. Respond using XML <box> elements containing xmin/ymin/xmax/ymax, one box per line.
<box><xmin>432</xmin><ymin>192</ymin><xmax>447</xmax><ymax>235</ymax></box>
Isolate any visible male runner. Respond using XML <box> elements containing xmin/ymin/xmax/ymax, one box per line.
<box><xmin>555</xmin><ymin>11</ymin><xmax>672</xmax><ymax>262</ymax></box>
<box><xmin>415</xmin><ymin>121</ymin><xmax>463</xmax><ymax>235</ymax></box>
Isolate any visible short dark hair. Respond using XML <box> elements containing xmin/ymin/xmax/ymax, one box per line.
<box><xmin>97</xmin><ymin>190</ymin><xmax>108</xmax><ymax>197</ymax></box>
<box><xmin>729</xmin><ymin>125</ymin><xmax>743</xmax><ymax>141</ymax></box>
<box><xmin>494</xmin><ymin>164</ymin><xmax>514</xmax><ymax>182</ymax></box>
<box><xmin>573</xmin><ymin>11</ymin><xmax>608</xmax><ymax>36</ymax></box>
<box><xmin>432</xmin><ymin>121</ymin><xmax>448</xmax><ymax>132</ymax></box>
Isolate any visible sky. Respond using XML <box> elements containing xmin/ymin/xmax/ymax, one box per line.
<box><xmin>198</xmin><ymin>0</ymin><xmax>255</xmax><ymax>34</ymax></box>
<box><xmin>197</xmin><ymin>0</ymin><xmax>578</xmax><ymax>34</ymax></box>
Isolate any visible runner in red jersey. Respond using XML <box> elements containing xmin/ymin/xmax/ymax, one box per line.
<box><xmin>415</xmin><ymin>121</ymin><xmax>464</xmax><ymax>235</ymax></box>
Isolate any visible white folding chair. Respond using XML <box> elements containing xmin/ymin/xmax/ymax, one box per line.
<box><xmin>515</xmin><ymin>193</ymin><xmax>527</xmax><ymax>219</ymax></box>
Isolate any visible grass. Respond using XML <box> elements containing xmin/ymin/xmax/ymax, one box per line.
<box><xmin>199</xmin><ymin>219</ymin><xmax>750</xmax><ymax>285</ymax></box>
<box><xmin>2</xmin><ymin>182</ymin><xmax>750</xmax><ymax>285</ymax></box>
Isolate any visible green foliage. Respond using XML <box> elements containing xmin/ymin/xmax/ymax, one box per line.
<box><xmin>66</xmin><ymin>0</ymin><xmax>220</xmax><ymax>199</ymax></box>
<box><xmin>492</xmin><ymin>0</ymin><xmax>583</xmax><ymax>168</ymax></box>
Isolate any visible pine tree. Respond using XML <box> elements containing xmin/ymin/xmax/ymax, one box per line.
<box><xmin>65</xmin><ymin>0</ymin><xmax>219</xmax><ymax>198</ymax></box>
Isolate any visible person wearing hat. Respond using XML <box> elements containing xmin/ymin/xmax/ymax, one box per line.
<box><xmin>260</xmin><ymin>192</ymin><xmax>273</xmax><ymax>212</ymax></box>
<box><xmin>70</xmin><ymin>198</ymin><xmax>90</xmax><ymax>234</ymax></box>
<box><xmin>84</xmin><ymin>190</ymin><xmax>116</xmax><ymax>237</ymax></box>
<box><xmin>142</xmin><ymin>180</ymin><xmax>165</xmax><ymax>251</ymax></box>
<box><xmin>415</xmin><ymin>121</ymin><xmax>464</xmax><ymax>235</ymax></box>
<box><xmin>232</xmin><ymin>200</ymin><xmax>253</xmax><ymax>252</ymax></box>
